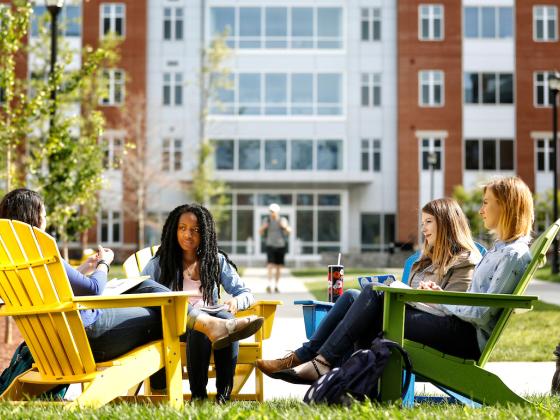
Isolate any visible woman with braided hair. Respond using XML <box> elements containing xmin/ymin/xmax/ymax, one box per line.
<box><xmin>142</xmin><ymin>203</ymin><xmax>258</xmax><ymax>402</ymax></box>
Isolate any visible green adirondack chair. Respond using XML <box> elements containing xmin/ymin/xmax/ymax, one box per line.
<box><xmin>376</xmin><ymin>219</ymin><xmax>560</xmax><ymax>405</ymax></box>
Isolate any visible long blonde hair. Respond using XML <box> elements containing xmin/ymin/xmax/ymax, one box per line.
<box><xmin>483</xmin><ymin>177</ymin><xmax>534</xmax><ymax>242</ymax></box>
<box><xmin>414</xmin><ymin>198</ymin><xmax>480</xmax><ymax>280</ymax></box>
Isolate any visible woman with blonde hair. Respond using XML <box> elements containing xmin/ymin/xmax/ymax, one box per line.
<box><xmin>260</xmin><ymin>176</ymin><xmax>534</xmax><ymax>384</ymax></box>
<box><xmin>258</xmin><ymin>197</ymin><xmax>482</xmax><ymax>379</ymax></box>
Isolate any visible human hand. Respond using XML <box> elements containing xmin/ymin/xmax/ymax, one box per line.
<box><xmin>224</xmin><ymin>298</ymin><xmax>238</xmax><ymax>315</ymax></box>
<box><xmin>97</xmin><ymin>245</ymin><xmax>114</xmax><ymax>265</ymax></box>
<box><xmin>76</xmin><ymin>255</ymin><xmax>98</xmax><ymax>275</ymax></box>
<box><xmin>419</xmin><ymin>280</ymin><xmax>442</xmax><ymax>291</ymax></box>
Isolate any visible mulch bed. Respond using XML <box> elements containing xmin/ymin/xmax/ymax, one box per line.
<box><xmin>0</xmin><ymin>318</ymin><xmax>24</xmax><ymax>370</ymax></box>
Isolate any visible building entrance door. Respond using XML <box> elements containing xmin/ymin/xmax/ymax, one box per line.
<box><xmin>255</xmin><ymin>208</ymin><xmax>294</xmax><ymax>257</ymax></box>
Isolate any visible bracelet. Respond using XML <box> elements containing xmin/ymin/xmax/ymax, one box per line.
<box><xmin>96</xmin><ymin>259</ymin><xmax>110</xmax><ymax>273</ymax></box>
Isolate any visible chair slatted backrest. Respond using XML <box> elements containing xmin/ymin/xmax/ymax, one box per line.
<box><xmin>123</xmin><ymin>245</ymin><xmax>160</xmax><ymax>278</ymax></box>
<box><xmin>0</xmin><ymin>220</ymin><xmax>96</xmax><ymax>378</ymax></box>
<box><xmin>478</xmin><ymin>219</ymin><xmax>560</xmax><ymax>366</ymax></box>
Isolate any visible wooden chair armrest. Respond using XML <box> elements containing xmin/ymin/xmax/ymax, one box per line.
<box><xmin>372</xmin><ymin>286</ymin><xmax>537</xmax><ymax>309</ymax></box>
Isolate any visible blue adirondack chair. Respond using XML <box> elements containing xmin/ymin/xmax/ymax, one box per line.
<box><xmin>294</xmin><ymin>242</ymin><xmax>487</xmax><ymax>406</ymax></box>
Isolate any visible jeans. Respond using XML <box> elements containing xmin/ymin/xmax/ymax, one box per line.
<box><xmin>295</xmin><ymin>289</ymin><xmax>361</xmax><ymax>363</ymax></box>
<box><xmin>296</xmin><ymin>285</ymin><xmax>481</xmax><ymax>367</ymax></box>
<box><xmin>185</xmin><ymin>309</ymin><xmax>239</xmax><ymax>402</ymax></box>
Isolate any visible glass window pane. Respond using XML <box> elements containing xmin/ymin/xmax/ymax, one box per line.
<box><xmin>297</xmin><ymin>194</ymin><xmax>314</xmax><ymax>205</ymax></box>
<box><xmin>291</xmin><ymin>140</ymin><xmax>313</xmax><ymax>170</ymax></box>
<box><xmin>265</xmin><ymin>140</ymin><xmax>287</xmax><ymax>170</ymax></box>
<box><xmin>421</xmin><ymin>18</ymin><xmax>429</xmax><ymax>39</ymax></box>
<box><xmin>240</xmin><ymin>7</ymin><xmax>261</xmax><ymax>48</ymax></box>
<box><xmin>464</xmin><ymin>73</ymin><xmax>479</xmax><ymax>103</ymax></box>
<box><xmin>291</xmin><ymin>73</ymin><xmax>313</xmax><ymax>114</ymax></box>
<box><xmin>265</xmin><ymin>74</ymin><xmax>287</xmax><ymax>115</ymax></box>
<box><xmin>433</xmin><ymin>18</ymin><xmax>442</xmax><ymax>39</ymax></box>
<box><xmin>482</xmin><ymin>73</ymin><xmax>497</xmax><ymax>103</ymax></box>
<box><xmin>465</xmin><ymin>139</ymin><xmax>479</xmax><ymax>170</ymax></box>
<box><xmin>176</xmin><ymin>20</ymin><xmax>183</xmax><ymax>40</ymax></box>
<box><xmin>499</xmin><ymin>8</ymin><xmax>513</xmax><ymax>38</ymax></box>
<box><xmin>384</xmin><ymin>214</ymin><xmax>395</xmax><ymax>245</ymax></box>
<box><xmin>361</xmin><ymin>19</ymin><xmax>369</xmax><ymax>41</ymax></box>
<box><xmin>211</xmin><ymin>7</ymin><xmax>235</xmax><ymax>36</ymax></box>
<box><xmin>238</xmin><ymin>140</ymin><xmax>260</xmax><ymax>170</ymax></box>
<box><xmin>536</xmin><ymin>19</ymin><xmax>544</xmax><ymax>40</ymax></box>
<box><xmin>317</xmin><ymin>74</ymin><xmax>341</xmax><ymax>115</ymax></box>
<box><xmin>296</xmin><ymin>210</ymin><xmax>313</xmax><ymax>241</ymax></box>
<box><xmin>317</xmin><ymin>8</ymin><xmax>341</xmax><ymax>47</ymax></box>
<box><xmin>214</xmin><ymin>140</ymin><xmax>234</xmax><ymax>170</ymax></box>
<box><xmin>482</xmin><ymin>139</ymin><xmax>496</xmax><ymax>170</ymax></box>
<box><xmin>361</xmin><ymin>214</ymin><xmax>381</xmax><ymax>248</ymax></box>
<box><xmin>317</xmin><ymin>140</ymin><xmax>341</xmax><ymax>170</ymax></box>
<box><xmin>216</xmin><ymin>209</ymin><xmax>232</xmax><ymax>241</ymax></box>
<box><xmin>318</xmin><ymin>194</ymin><xmax>340</xmax><ymax>206</ymax></box>
<box><xmin>237</xmin><ymin>194</ymin><xmax>254</xmax><ymax>205</ymax></box>
<box><xmin>481</xmin><ymin>7</ymin><xmax>496</xmax><ymax>38</ymax></box>
<box><xmin>238</xmin><ymin>73</ymin><xmax>261</xmax><ymax>115</ymax></box>
<box><xmin>64</xmin><ymin>6</ymin><xmax>81</xmax><ymax>37</ymax></box>
<box><xmin>236</xmin><ymin>210</ymin><xmax>254</xmax><ymax>242</ymax></box>
<box><xmin>318</xmin><ymin>210</ymin><xmax>340</xmax><ymax>241</ymax></box>
<box><xmin>292</xmin><ymin>7</ymin><xmax>313</xmax><ymax>48</ymax></box>
<box><xmin>465</xmin><ymin>7</ymin><xmax>479</xmax><ymax>38</ymax></box>
<box><xmin>499</xmin><ymin>74</ymin><xmax>513</xmax><ymax>104</ymax></box>
<box><xmin>500</xmin><ymin>140</ymin><xmax>514</xmax><ymax>170</ymax></box>
<box><xmin>266</xmin><ymin>7</ymin><xmax>287</xmax><ymax>48</ymax></box>
<box><xmin>361</xmin><ymin>151</ymin><xmax>369</xmax><ymax>171</ymax></box>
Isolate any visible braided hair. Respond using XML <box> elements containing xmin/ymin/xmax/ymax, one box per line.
<box><xmin>155</xmin><ymin>203</ymin><xmax>237</xmax><ymax>305</ymax></box>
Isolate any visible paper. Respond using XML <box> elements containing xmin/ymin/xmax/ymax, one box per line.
<box><xmin>102</xmin><ymin>275</ymin><xmax>150</xmax><ymax>296</ymax></box>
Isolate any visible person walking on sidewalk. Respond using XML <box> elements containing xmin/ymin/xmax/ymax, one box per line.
<box><xmin>259</xmin><ymin>203</ymin><xmax>291</xmax><ymax>293</ymax></box>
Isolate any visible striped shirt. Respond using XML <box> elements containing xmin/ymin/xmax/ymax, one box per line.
<box><xmin>441</xmin><ymin>235</ymin><xmax>532</xmax><ymax>351</ymax></box>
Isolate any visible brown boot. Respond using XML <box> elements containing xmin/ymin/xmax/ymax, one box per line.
<box><xmin>256</xmin><ymin>352</ymin><xmax>303</xmax><ymax>377</ymax></box>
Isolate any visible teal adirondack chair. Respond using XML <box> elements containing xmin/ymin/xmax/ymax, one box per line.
<box><xmin>376</xmin><ymin>219</ymin><xmax>560</xmax><ymax>405</ymax></box>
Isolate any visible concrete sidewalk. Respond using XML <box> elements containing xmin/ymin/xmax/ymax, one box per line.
<box><xmin>238</xmin><ymin>267</ymin><xmax>558</xmax><ymax>401</ymax></box>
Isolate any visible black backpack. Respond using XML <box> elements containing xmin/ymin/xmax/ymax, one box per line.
<box><xmin>0</xmin><ymin>342</ymin><xmax>68</xmax><ymax>399</ymax></box>
<box><xmin>303</xmin><ymin>337</ymin><xmax>412</xmax><ymax>406</ymax></box>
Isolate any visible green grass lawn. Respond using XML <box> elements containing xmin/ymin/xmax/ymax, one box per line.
<box><xmin>536</xmin><ymin>266</ymin><xmax>560</xmax><ymax>283</ymax></box>
<box><xmin>1</xmin><ymin>397</ymin><xmax>559</xmax><ymax>419</ymax></box>
<box><xmin>302</xmin><ymin>278</ymin><xmax>560</xmax><ymax>362</ymax></box>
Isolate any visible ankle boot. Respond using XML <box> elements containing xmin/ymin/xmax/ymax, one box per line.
<box><xmin>256</xmin><ymin>352</ymin><xmax>302</xmax><ymax>376</ymax></box>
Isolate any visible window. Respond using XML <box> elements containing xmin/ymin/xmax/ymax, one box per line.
<box><xmin>213</xmin><ymin>140</ymin><xmax>234</xmax><ymax>170</ymax></box>
<box><xmin>210</xmin><ymin>6</ymin><xmax>342</xmax><ymax>49</ymax></box>
<box><xmin>212</xmin><ymin>138</ymin><xmax>342</xmax><ymax>171</ymax></box>
<box><xmin>361</xmin><ymin>213</ymin><xmax>396</xmax><ymax>251</ymax></box>
<box><xmin>31</xmin><ymin>5</ymin><xmax>81</xmax><ymax>37</ymax></box>
<box><xmin>100</xmin><ymin>69</ymin><xmax>124</xmax><ymax>106</ymax></box>
<box><xmin>163</xmin><ymin>7</ymin><xmax>183</xmax><ymax>41</ymax></box>
<box><xmin>420</xmin><ymin>138</ymin><xmax>443</xmax><ymax>170</ymax></box>
<box><xmin>464</xmin><ymin>7</ymin><xmax>513</xmax><ymax>39</ymax></box>
<box><xmin>534</xmin><ymin>71</ymin><xmax>557</xmax><ymax>107</ymax></box>
<box><xmin>209</xmin><ymin>73</ymin><xmax>342</xmax><ymax>116</ymax></box>
<box><xmin>361</xmin><ymin>139</ymin><xmax>382</xmax><ymax>172</ymax></box>
<box><xmin>361</xmin><ymin>8</ymin><xmax>381</xmax><ymax>41</ymax></box>
<box><xmin>534</xmin><ymin>5</ymin><xmax>558</xmax><ymax>41</ymax></box>
<box><xmin>419</xmin><ymin>4</ymin><xmax>443</xmax><ymax>41</ymax></box>
<box><xmin>161</xmin><ymin>138</ymin><xmax>182</xmax><ymax>171</ymax></box>
<box><xmin>536</xmin><ymin>139</ymin><xmax>555</xmax><ymax>172</ymax></box>
<box><xmin>464</xmin><ymin>72</ymin><xmax>514</xmax><ymax>104</ymax></box>
<box><xmin>464</xmin><ymin>139</ymin><xmax>514</xmax><ymax>170</ymax></box>
<box><xmin>317</xmin><ymin>140</ymin><xmax>342</xmax><ymax>170</ymax></box>
<box><xmin>419</xmin><ymin>70</ymin><xmax>444</xmax><ymax>106</ymax></box>
<box><xmin>101</xmin><ymin>3</ymin><xmax>125</xmax><ymax>38</ymax></box>
<box><xmin>163</xmin><ymin>72</ymin><xmax>183</xmax><ymax>106</ymax></box>
<box><xmin>103</xmin><ymin>136</ymin><xmax>123</xmax><ymax>170</ymax></box>
<box><xmin>99</xmin><ymin>210</ymin><xmax>122</xmax><ymax>244</ymax></box>
<box><xmin>361</xmin><ymin>73</ymin><xmax>382</xmax><ymax>107</ymax></box>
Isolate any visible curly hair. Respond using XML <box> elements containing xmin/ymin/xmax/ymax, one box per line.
<box><xmin>0</xmin><ymin>188</ymin><xmax>44</xmax><ymax>228</ymax></box>
<box><xmin>155</xmin><ymin>203</ymin><xmax>237</xmax><ymax>305</ymax></box>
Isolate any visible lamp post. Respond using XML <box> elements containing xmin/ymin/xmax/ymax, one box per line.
<box><xmin>46</xmin><ymin>0</ymin><xmax>64</xmax><ymax>130</ymax></box>
<box><xmin>427</xmin><ymin>152</ymin><xmax>438</xmax><ymax>201</ymax></box>
<box><xmin>550</xmin><ymin>73</ymin><xmax>560</xmax><ymax>273</ymax></box>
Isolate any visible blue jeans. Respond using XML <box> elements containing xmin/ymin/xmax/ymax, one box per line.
<box><xmin>185</xmin><ymin>309</ymin><xmax>239</xmax><ymax>402</ymax></box>
<box><xmin>296</xmin><ymin>285</ymin><xmax>481</xmax><ymax>367</ymax></box>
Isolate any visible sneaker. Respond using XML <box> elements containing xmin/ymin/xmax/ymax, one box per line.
<box><xmin>274</xmin><ymin>286</ymin><xmax>280</xmax><ymax>293</ymax></box>
<box><xmin>256</xmin><ymin>351</ymin><xmax>302</xmax><ymax>377</ymax></box>
<box><xmin>266</xmin><ymin>285</ymin><xmax>272</xmax><ymax>293</ymax></box>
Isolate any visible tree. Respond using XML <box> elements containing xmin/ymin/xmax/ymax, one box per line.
<box><xmin>191</xmin><ymin>34</ymin><xmax>232</xmax><ymax>223</ymax></box>
<box><xmin>0</xmin><ymin>1</ymin><xmax>48</xmax><ymax>191</ymax></box>
<box><xmin>26</xmin><ymin>12</ymin><xmax>120</xmax><ymax>258</ymax></box>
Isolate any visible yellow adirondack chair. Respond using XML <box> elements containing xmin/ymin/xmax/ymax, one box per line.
<box><xmin>0</xmin><ymin>220</ymin><xmax>191</xmax><ymax>409</ymax></box>
<box><xmin>123</xmin><ymin>246</ymin><xmax>282</xmax><ymax>401</ymax></box>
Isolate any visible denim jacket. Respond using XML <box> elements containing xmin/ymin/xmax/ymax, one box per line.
<box><xmin>141</xmin><ymin>253</ymin><xmax>255</xmax><ymax>310</ymax></box>
<box><xmin>442</xmin><ymin>235</ymin><xmax>531</xmax><ymax>351</ymax></box>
